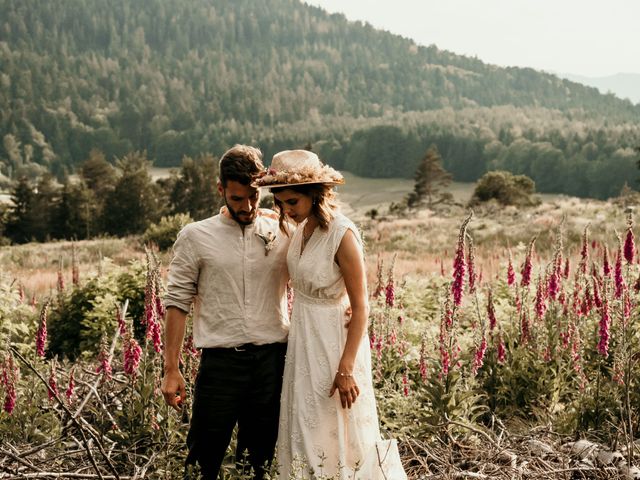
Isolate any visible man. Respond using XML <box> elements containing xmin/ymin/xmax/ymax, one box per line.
<box><xmin>161</xmin><ymin>144</ymin><xmax>290</xmax><ymax>479</ymax></box>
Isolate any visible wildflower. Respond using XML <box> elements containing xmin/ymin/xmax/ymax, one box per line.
<box><xmin>614</xmin><ymin>247</ymin><xmax>624</xmax><ymax>299</ymax></box>
<box><xmin>1</xmin><ymin>353</ymin><xmax>19</xmax><ymax>414</ymax></box>
<box><xmin>521</xmin><ymin>237</ymin><xmax>536</xmax><ymax>287</ymax></box>
<box><xmin>117</xmin><ymin>305</ymin><xmax>127</xmax><ymax>336</ymax></box>
<box><xmin>597</xmin><ymin>298</ymin><xmax>610</xmax><ymax>357</ymax></box>
<box><xmin>452</xmin><ymin>213</ymin><xmax>473</xmax><ymax>305</ymax></box>
<box><xmin>123</xmin><ymin>335</ymin><xmax>143</xmax><ymax>378</ymax></box>
<box><xmin>388</xmin><ymin>328</ymin><xmax>397</xmax><ymax>345</ymax></box>
<box><xmin>48</xmin><ymin>362</ymin><xmax>59</xmax><ymax>401</ymax></box>
<box><xmin>520</xmin><ymin>310</ymin><xmax>530</xmax><ymax>344</ymax></box>
<box><xmin>534</xmin><ymin>275</ymin><xmax>547</xmax><ymax>319</ymax></box>
<box><xmin>496</xmin><ymin>333</ymin><xmax>506</xmax><ymax>363</ymax></box>
<box><xmin>35</xmin><ymin>299</ymin><xmax>51</xmax><ymax>358</ymax></box>
<box><xmin>18</xmin><ymin>283</ymin><xmax>24</xmax><ymax>303</ymax></box>
<box><xmin>593</xmin><ymin>277</ymin><xmax>603</xmax><ymax>308</ymax></box>
<box><xmin>563</xmin><ymin>258</ymin><xmax>570</xmax><ymax>279</ymax></box>
<box><xmin>144</xmin><ymin>248</ymin><xmax>164</xmax><ymax>353</ymax></box>
<box><xmin>440</xmin><ymin>258</ymin><xmax>445</xmax><ymax>277</ymax></box>
<box><xmin>471</xmin><ymin>336</ymin><xmax>487</xmax><ymax>376</ymax></box>
<box><xmin>624</xmin><ymin>214</ymin><xmax>635</xmax><ymax>264</ymax></box>
<box><xmin>402</xmin><ymin>371</ymin><xmax>409</xmax><ymax>396</ymax></box>
<box><xmin>385</xmin><ymin>279</ymin><xmax>395</xmax><ymax>308</ymax></box>
<box><xmin>507</xmin><ymin>251</ymin><xmax>515</xmax><ymax>286</ymax></box>
<box><xmin>547</xmin><ymin>271</ymin><xmax>559</xmax><ymax>300</ymax></box>
<box><xmin>96</xmin><ymin>337</ymin><xmax>112</xmax><ymax>381</ymax></box>
<box><xmin>579</xmin><ymin>225</ymin><xmax>589</xmax><ymax>275</ymax></box>
<box><xmin>467</xmin><ymin>234</ymin><xmax>477</xmax><ymax>294</ymax></box>
<box><xmin>487</xmin><ymin>289</ymin><xmax>497</xmax><ymax>331</ymax></box>
<box><xmin>65</xmin><ymin>367</ymin><xmax>75</xmax><ymax>403</ymax></box>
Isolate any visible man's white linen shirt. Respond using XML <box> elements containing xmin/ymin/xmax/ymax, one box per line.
<box><xmin>164</xmin><ymin>210</ymin><xmax>290</xmax><ymax>348</ymax></box>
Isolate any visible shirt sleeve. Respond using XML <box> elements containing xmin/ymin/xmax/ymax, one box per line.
<box><xmin>164</xmin><ymin>228</ymin><xmax>199</xmax><ymax>313</ymax></box>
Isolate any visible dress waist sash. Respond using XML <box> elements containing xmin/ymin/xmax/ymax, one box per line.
<box><xmin>294</xmin><ymin>289</ymin><xmax>347</xmax><ymax>306</ymax></box>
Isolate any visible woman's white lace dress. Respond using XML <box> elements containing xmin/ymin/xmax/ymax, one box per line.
<box><xmin>277</xmin><ymin>213</ymin><xmax>406</xmax><ymax>479</ymax></box>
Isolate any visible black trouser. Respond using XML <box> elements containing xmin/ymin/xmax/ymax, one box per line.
<box><xmin>185</xmin><ymin>342</ymin><xmax>287</xmax><ymax>479</ymax></box>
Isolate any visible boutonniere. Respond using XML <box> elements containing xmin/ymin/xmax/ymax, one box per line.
<box><xmin>256</xmin><ymin>231</ymin><xmax>277</xmax><ymax>256</ymax></box>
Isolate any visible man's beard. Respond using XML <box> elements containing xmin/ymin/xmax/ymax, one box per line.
<box><xmin>225</xmin><ymin>199</ymin><xmax>257</xmax><ymax>226</ymax></box>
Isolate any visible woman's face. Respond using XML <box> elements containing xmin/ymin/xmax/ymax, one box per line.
<box><xmin>273</xmin><ymin>189</ymin><xmax>313</xmax><ymax>224</ymax></box>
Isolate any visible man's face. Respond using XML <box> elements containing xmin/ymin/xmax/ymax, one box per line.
<box><xmin>219</xmin><ymin>180</ymin><xmax>260</xmax><ymax>225</ymax></box>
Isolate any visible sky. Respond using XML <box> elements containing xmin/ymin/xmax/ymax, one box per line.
<box><xmin>304</xmin><ymin>1</ymin><xmax>640</xmax><ymax>78</ymax></box>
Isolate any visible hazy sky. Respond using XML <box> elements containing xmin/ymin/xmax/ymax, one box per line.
<box><xmin>304</xmin><ymin>1</ymin><xmax>640</xmax><ymax>77</ymax></box>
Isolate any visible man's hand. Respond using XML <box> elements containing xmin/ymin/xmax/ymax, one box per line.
<box><xmin>161</xmin><ymin>369</ymin><xmax>187</xmax><ymax>412</ymax></box>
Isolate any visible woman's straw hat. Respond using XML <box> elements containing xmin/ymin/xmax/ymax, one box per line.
<box><xmin>253</xmin><ymin>150</ymin><xmax>344</xmax><ymax>188</ymax></box>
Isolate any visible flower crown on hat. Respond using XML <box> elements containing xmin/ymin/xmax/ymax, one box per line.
<box><xmin>253</xmin><ymin>150</ymin><xmax>344</xmax><ymax>188</ymax></box>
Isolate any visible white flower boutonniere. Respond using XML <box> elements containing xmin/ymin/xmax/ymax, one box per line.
<box><xmin>256</xmin><ymin>231</ymin><xmax>277</xmax><ymax>256</ymax></box>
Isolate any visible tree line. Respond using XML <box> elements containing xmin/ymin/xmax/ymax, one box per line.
<box><xmin>0</xmin><ymin>150</ymin><xmax>221</xmax><ymax>244</ymax></box>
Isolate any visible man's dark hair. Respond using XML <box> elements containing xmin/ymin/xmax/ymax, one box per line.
<box><xmin>219</xmin><ymin>145</ymin><xmax>264</xmax><ymax>187</ymax></box>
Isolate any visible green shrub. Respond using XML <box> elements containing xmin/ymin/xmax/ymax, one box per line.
<box><xmin>143</xmin><ymin>213</ymin><xmax>193</xmax><ymax>251</ymax></box>
<box><xmin>47</xmin><ymin>261</ymin><xmax>146</xmax><ymax>360</ymax></box>
<box><xmin>470</xmin><ymin>170</ymin><xmax>538</xmax><ymax>207</ymax></box>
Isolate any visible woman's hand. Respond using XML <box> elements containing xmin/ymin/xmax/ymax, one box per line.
<box><xmin>329</xmin><ymin>372</ymin><xmax>360</xmax><ymax>409</ymax></box>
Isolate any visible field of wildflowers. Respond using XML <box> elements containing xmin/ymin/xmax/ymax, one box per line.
<box><xmin>1</xmin><ymin>199</ymin><xmax>639</xmax><ymax>478</ymax></box>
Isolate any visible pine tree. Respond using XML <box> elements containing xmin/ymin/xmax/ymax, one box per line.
<box><xmin>169</xmin><ymin>154</ymin><xmax>221</xmax><ymax>220</ymax></box>
<box><xmin>406</xmin><ymin>145</ymin><xmax>453</xmax><ymax>208</ymax></box>
<box><xmin>101</xmin><ymin>151</ymin><xmax>161</xmax><ymax>236</ymax></box>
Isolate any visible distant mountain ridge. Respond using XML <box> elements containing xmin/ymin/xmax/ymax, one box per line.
<box><xmin>561</xmin><ymin>73</ymin><xmax>640</xmax><ymax>105</ymax></box>
<box><xmin>0</xmin><ymin>0</ymin><xmax>639</xmax><ymax>199</ymax></box>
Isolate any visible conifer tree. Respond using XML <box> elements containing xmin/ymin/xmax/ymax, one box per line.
<box><xmin>406</xmin><ymin>145</ymin><xmax>453</xmax><ymax>208</ymax></box>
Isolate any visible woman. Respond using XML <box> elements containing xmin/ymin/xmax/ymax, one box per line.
<box><xmin>255</xmin><ymin>150</ymin><xmax>406</xmax><ymax>480</ymax></box>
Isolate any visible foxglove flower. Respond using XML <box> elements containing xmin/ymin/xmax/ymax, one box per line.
<box><xmin>624</xmin><ymin>215</ymin><xmax>635</xmax><ymax>264</ymax></box>
<box><xmin>452</xmin><ymin>214</ymin><xmax>472</xmax><ymax>305</ymax></box>
<box><xmin>507</xmin><ymin>252</ymin><xmax>515</xmax><ymax>286</ymax></box>
<box><xmin>487</xmin><ymin>289</ymin><xmax>497</xmax><ymax>331</ymax></box>
<box><xmin>65</xmin><ymin>367</ymin><xmax>75</xmax><ymax>403</ymax></box>
<box><xmin>96</xmin><ymin>338</ymin><xmax>112</xmax><ymax>381</ymax></box>
<box><xmin>496</xmin><ymin>332</ymin><xmax>506</xmax><ymax>364</ymax></box>
<box><xmin>614</xmin><ymin>248</ymin><xmax>624</xmax><ymax>299</ymax></box>
<box><xmin>597</xmin><ymin>298</ymin><xmax>611</xmax><ymax>357</ymax></box>
<box><xmin>521</xmin><ymin>237</ymin><xmax>536</xmax><ymax>287</ymax></box>
<box><xmin>1</xmin><ymin>353</ymin><xmax>18</xmax><ymax>414</ymax></box>
<box><xmin>534</xmin><ymin>276</ymin><xmax>546</xmax><ymax>319</ymax></box>
<box><xmin>123</xmin><ymin>335</ymin><xmax>143</xmax><ymax>378</ymax></box>
<box><xmin>579</xmin><ymin>226</ymin><xmax>589</xmax><ymax>275</ymax></box>
<box><xmin>402</xmin><ymin>371</ymin><xmax>409</xmax><ymax>396</ymax></box>
<box><xmin>471</xmin><ymin>336</ymin><xmax>487</xmax><ymax>376</ymax></box>
<box><xmin>35</xmin><ymin>300</ymin><xmax>51</xmax><ymax>358</ymax></box>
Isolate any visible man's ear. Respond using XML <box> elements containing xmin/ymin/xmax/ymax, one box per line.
<box><xmin>217</xmin><ymin>180</ymin><xmax>224</xmax><ymax>197</ymax></box>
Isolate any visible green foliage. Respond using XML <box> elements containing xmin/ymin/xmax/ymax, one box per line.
<box><xmin>143</xmin><ymin>213</ymin><xmax>193</xmax><ymax>251</ymax></box>
<box><xmin>470</xmin><ymin>170</ymin><xmax>538</xmax><ymax>207</ymax></box>
<box><xmin>101</xmin><ymin>152</ymin><xmax>162</xmax><ymax>236</ymax></box>
<box><xmin>0</xmin><ymin>0</ymin><xmax>639</xmax><ymax>202</ymax></box>
<box><xmin>47</xmin><ymin>261</ymin><xmax>146</xmax><ymax>360</ymax></box>
<box><xmin>168</xmin><ymin>154</ymin><xmax>221</xmax><ymax>220</ymax></box>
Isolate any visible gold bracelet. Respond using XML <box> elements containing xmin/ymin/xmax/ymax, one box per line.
<box><xmin>336</xmin><ymin>371</ymin><xmax>353</xmax><ymax>378</ymax></box>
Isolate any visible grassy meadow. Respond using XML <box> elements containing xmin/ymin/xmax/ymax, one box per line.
<box><xmin>1</xmin><ymin>177</ymin><xmax>639</xmax><ymax>479</ymax></box>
